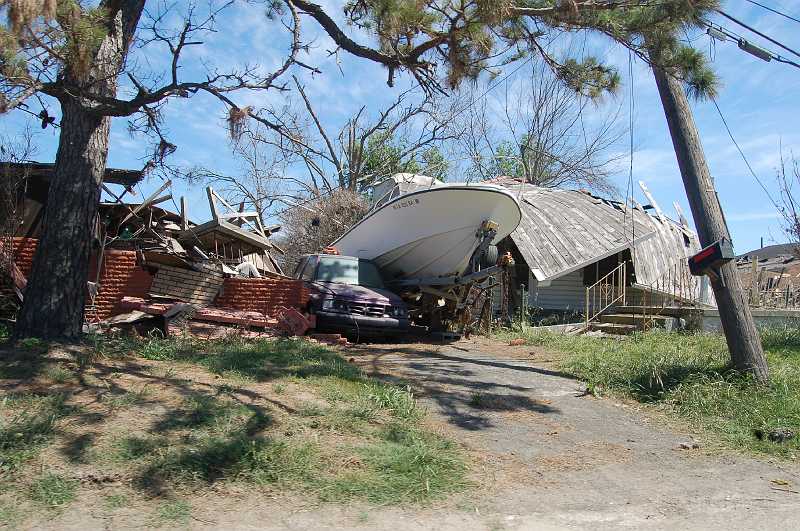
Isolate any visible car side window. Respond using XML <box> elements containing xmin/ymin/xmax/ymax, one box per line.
<box><xmin>293</xmin><ymin>257</ymin><xmax>307</xmax><ymax>279</ymax></box>
<box><xmin>301</xmin><ymin>256</ymin><xmax>317</xmax><ymax>281</ymax></box>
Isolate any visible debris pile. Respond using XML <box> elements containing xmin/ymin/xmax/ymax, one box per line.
<box><xmin>737</xmin><ymin>244</ymin><xmax>800</xmax><ymax>308</ymax></box>
<box><xmin>1</xmin><ymin>163</ymin><xmax>328</xmax><ymax>342</ymax></box>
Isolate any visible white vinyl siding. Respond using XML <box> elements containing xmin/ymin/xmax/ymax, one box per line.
<box><xmin>529</xmin><ymin>270</ymin><xmax>586</xmax><ymax>312</ymax></box>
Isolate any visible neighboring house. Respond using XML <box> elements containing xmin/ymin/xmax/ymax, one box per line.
<box><xmin>487</xmin><ymin>177</ymin><xmax>712</xmax><ymax>319</ymax></box>
<box><xmin>738</xmin><ymin>243</ymin><xmax>800</xmax><ymax>261</ymax></box>
<box><xmin>737</xmin><ymin>243</ymin><xmax>800</xmax><ymax>309</ymax></box>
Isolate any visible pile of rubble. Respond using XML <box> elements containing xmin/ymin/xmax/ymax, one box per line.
<box><xmin>737</xmin><ymin>243</ymin><xmax>800</xmax><ymax>308</ymax></box>
<box><xmin>2</xmin><ymin>162</ymin><xmax>347</xmax><ymax>345</ymax></box>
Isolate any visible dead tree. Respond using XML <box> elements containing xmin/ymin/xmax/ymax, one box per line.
<box><xmin>287</xmin><ymin>79</ymin><xmax>462</xmax><ymax>194</ymax></box>
<box><xmin>277</xmin><ymin>189</ymin><xmax>369</xmax><ymax>273</ymax></box>
<box><xmin>777</xmin><ymin>152</ymin><xmax>800</xmax><ymax>251</ymax></box>
<box><xmin>457</xmin><ymin>58</ymin><xmax>625</xmax><ymax>194</ymax></box>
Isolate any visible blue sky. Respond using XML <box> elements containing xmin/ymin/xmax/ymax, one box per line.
<box><xmin>2</xmin><ymin>0</ymin><xmax>799</xmax><ymax>255</ymax></box>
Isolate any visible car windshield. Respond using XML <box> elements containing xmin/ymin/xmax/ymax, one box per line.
<box><xmin>314</xmin><ymin>257</ymin><xmax>385</xmax><ymax>289</ymax></box>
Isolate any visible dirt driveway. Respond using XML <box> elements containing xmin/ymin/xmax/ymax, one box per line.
<box><xmin>334</xmin><ymin>337</ymin><xmax>800</xmax><ymax>530</ymax></box>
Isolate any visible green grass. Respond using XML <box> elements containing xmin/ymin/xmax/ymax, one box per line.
<box><xmin>0</xmin><ymin>393</ymin><xmax>74</xmax><ymax>475</ymax></box>
<box><xmin>0</xmin><ymin>323</ymin><xmax>9</xmax><ymax>342</ymax></box>
<box><xmin>102</xmin><ymin>386</ymin><xmax>151</xmax><ymax>410</ymax></box>
<box><xmin>0</xmin><ymin>500</ymin><xmax>21</xmax><ymax>527</ymax></box>
<box><xmin>321</xmin><ymin>423</ymin><xmax>468</xmax><ymax>504</ymax></box>
<box><xmin>112</xmin><ymin>434</ymin><xmax>169</xmax><ymax>462</ymax></box>
<box><xmin>499</xmin><ymin>326</ymin><xmax>800</xmax><ymax>459</ymax></box>
<box><xmin>111</xmin><ymin>337</ymin><xmax>466</xmax><ymax>503</ymax></box>
<box><xmin>17</xmin><ymin>337</ymin><xmax>47</xmax><ymax>352</ymax></box>
<box><xmin>103</xmin><ymin>493</ymin><xmax>129</xmax><ymax>510</ymax></box>
<box><xmin>28</xmin><ymin>473</ymin><xmax>78</xmax><ymax>508</ymax></box>
<box><xmin>0</xmin><ymin>334</ymin><xmax>469</xmax><ymax>524</ymax></box>
<box><xmin>154</xmin><ymin>499</ymin><xmax>191</xmax><ymax>524</ymax></box>
<box><xmin>42</xmin><ymin>364</ymin><xmax>75</xmax><ymax>384</ymax></box>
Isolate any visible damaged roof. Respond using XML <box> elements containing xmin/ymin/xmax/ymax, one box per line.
<box><xmin>486</xmin><ymin>177</ymin><xmax>701</xmax><ymax>284</ymax></box>
<box><xmin>2</xmin><ymin>161</ymin><xmax>144</xmax><ymax>188</ymax></box>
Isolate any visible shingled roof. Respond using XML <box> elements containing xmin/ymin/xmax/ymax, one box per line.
<box><xmin>486</xmin><ymin>177</ymin><xmax>701</xmax><ymax>285</ymax></box>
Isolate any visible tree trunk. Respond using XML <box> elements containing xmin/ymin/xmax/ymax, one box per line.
<box><xmin>650</xmin><ymin>60</ymin><xmax>769</xmax><ymax>384</ymax></box>
<box><xmin>14</xmin><ymin>102</ymin><xmax>110</xmax><ymax>340</ymax></box>
<box><xmin>13</xmin><ymin>1</ymin><xmax>145</xmax><ymax>341</ymax></box>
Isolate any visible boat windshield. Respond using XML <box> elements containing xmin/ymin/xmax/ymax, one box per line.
<box><xmin>315</xmin><ymin>257</ymin><xmax>385</xmax><ymax>289</ymax></box>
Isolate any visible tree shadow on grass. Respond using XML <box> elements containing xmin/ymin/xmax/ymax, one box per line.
<box><xmin>0</xmin><ymin>342</ymin><xmax>49</xmax><ymax>380</ymax></box>
<box><xmin>153</xmin><ymin>392</ymin><xmax>272</xmax><ymax>436</ymax></box>
<box><xmin>2</xmin><ymin>337</ymin><xmax>418</xmax><ymax>502</ymax></box>
<box><xmin>61</xmin><ymin>432</ymin><xmax>96</xmax><ymax>464</ymax></box>
<box><xmin>354</xmin><ymin>346</ymin><xmax>562</xmax><ymax>431</ymax></box>
<box><xmin>189</xmin><ymin>339</ymin><xmax>363</xmax><ymax>382</ymax></box>
<box><xmin>624</xmin><ymin>363</ymin><xmax>735</xmax><ymax>403</ymax></box>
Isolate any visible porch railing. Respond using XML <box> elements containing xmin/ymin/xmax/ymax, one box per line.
<box><xmin>584</xmin><ymin>261</ymin><xmax>627</xmax><ymax>329</ymax></box>
<box><xmin>630</xmin><ymin>260</ymin><xmax>705</xmax><ymax>328</ymax></box>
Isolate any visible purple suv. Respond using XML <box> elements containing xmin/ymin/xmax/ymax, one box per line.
<box><xmin>293</xmin><ymin>254</ymin><xmax>410</xmax><ymax>337</ymax></box>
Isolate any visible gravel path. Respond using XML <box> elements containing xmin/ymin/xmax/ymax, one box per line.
<box><xmin>335</xmin><ymin>338</ymin><xmax>800</xmax><ymax>530</ymax></box>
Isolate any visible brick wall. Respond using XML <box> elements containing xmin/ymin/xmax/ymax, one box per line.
<box><xmin>4</xmin><ymin>238</ymin><xmax>154</xmax><ymax>320</ymax></box>
<box><xmin>150</xmin><ymin>264</ymin><xmax>224</xmax><ymax>306</ymax></box>
<box><xmin>214</xmin><ymin>278</ymin><xmax>309</xmax><ymax>317</ymax></box>
<box><xmin>4</xmin><ymin>238</ymin><xmax>307</xmax><ymax>321</ymax></box>
<box><xmin>5</xmin><ymin>237</ymin><xmax>36</xmax><ymax>274</ymax></box>
<box><xmin>88</xmin><ymin>250</ymin><xmax>154</xmax><ymax>320</ymax></box>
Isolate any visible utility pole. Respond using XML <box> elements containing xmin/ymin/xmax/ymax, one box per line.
<box><xmin>650</xmin><ymin>55</ymin><xmax>769</xmax><ymax>384</ymax></box>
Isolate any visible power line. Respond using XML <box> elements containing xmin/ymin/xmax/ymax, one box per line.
<box><xmin>701</xmin><ymin>19</ymin><xmax>800</xmax><ymax>69</ymax></box>
<box><xmin>744</xmin><ymin>0</ymin><xmax>800</xmax><ymax>26</ymax></box>
<box><xmin>625</xmin><ymin>49</ymin><xmax>636</xmax><ymax>250</ymax></box>
<box><xmin>715</xmin><ymin>9</ymin><xmax>800</xmax><ymax>60</ymax></box>
<box><xmin>710</xmin><ymin>98</ymin><xmax>781</xmax><ymax>212</ymax></box>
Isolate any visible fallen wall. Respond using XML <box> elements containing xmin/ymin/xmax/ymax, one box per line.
<box><xmin>6</xmin><ymin>238</ymin><xmax>154</xmax><ymax>321</ymax></box>
<box><xmin>4</xmin><ymin>238</ymin><xmax>309</xmax><ymax>322</ymax></box>
<box><xmin>214</xmin><ymin>277</ymin><xmax>309</xmax><ymax>316</ymax></box>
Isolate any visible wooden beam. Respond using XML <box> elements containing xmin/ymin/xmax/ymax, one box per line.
<box><xmin>206</xmin><ymin>187</ymin><xmax>220</xmax><ymax>220</ymax></box>
<box><xmin>180</xmin><ymin>197</ymin><xmax>188</xmax><ymax>231</ymax></box>
<box><xmin>639</xmin><ymin>181</ymin><xmax>666</xmax><ymax>224</ymax></box>
<box><xmin>121</xmin><ymin>180</ymin><xmax>171</xmax><ymax>225</ymax></box>
<box><xmin>221</xmin><ymin>212</ymin><xmax>260</xmax><ymax>220</ymax></box>
<box><xmin>672</xmin><ymin>201</ymin><xmax>690</xmax><ymax>230</ymax></box>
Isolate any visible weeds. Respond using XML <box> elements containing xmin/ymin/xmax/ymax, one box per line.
<box><xmin>28</xmin><ymin>473</ymin><xmax>77</xmax><ymax>508</ymax></box>
<box><xmin>42</xmin><ymin>364</ymin><xmax>74</xmax><ymax>384</ymax></box>
<box><xmin>0</xmin><ymin>393</ymin><xmax>73</xmax><ymax>475</ymax></box>
<box><xmin>155</xmin><ymin>499</ymin><xmax>191</xmax><ymax>523</ymax></box>
<box><xmin>365</xmin><ymin>384</ymin><xmax>419</xmax><ymax>420</ymax></box>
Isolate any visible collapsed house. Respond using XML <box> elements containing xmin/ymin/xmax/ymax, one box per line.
<box><xmin>487</xmin><ymin>177</ymin><xmax>713</xmax><ymax>326</ymax></box>
<box><xmin>1</xmin><ymin>162</ymin><xmax>309</xmax><ymax>336</ymax></box>
<box><xmin>737</xmin><ymin>243</ymin><xmax>800</xmax><ymax>309</ymax></box>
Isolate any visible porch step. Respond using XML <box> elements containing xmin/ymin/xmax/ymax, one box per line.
<box><xmin>599</xmin><ymin>313</ymin><xmax>672</xmax><ymax>328</ymax></box>
<box><xmin>588</xmin><ymin>322</ymin><xmax>639</xmax><ymax>335</ymax></box>
<box><xmin>615</xmin><ymin>306</ymin><xmax>700</xmax><ymax>318</ymax></box>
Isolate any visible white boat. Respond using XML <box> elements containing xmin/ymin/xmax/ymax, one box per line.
<box><xmin>333</xmin><ymin>174</ymin><xmax>522</xmax><ymax>282</ymax></box>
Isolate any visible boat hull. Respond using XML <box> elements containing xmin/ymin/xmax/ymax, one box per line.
<box><xmin>333</xmin><ymin>186</ymin><xmax>521</xmax><ymax>281</ymax></box>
